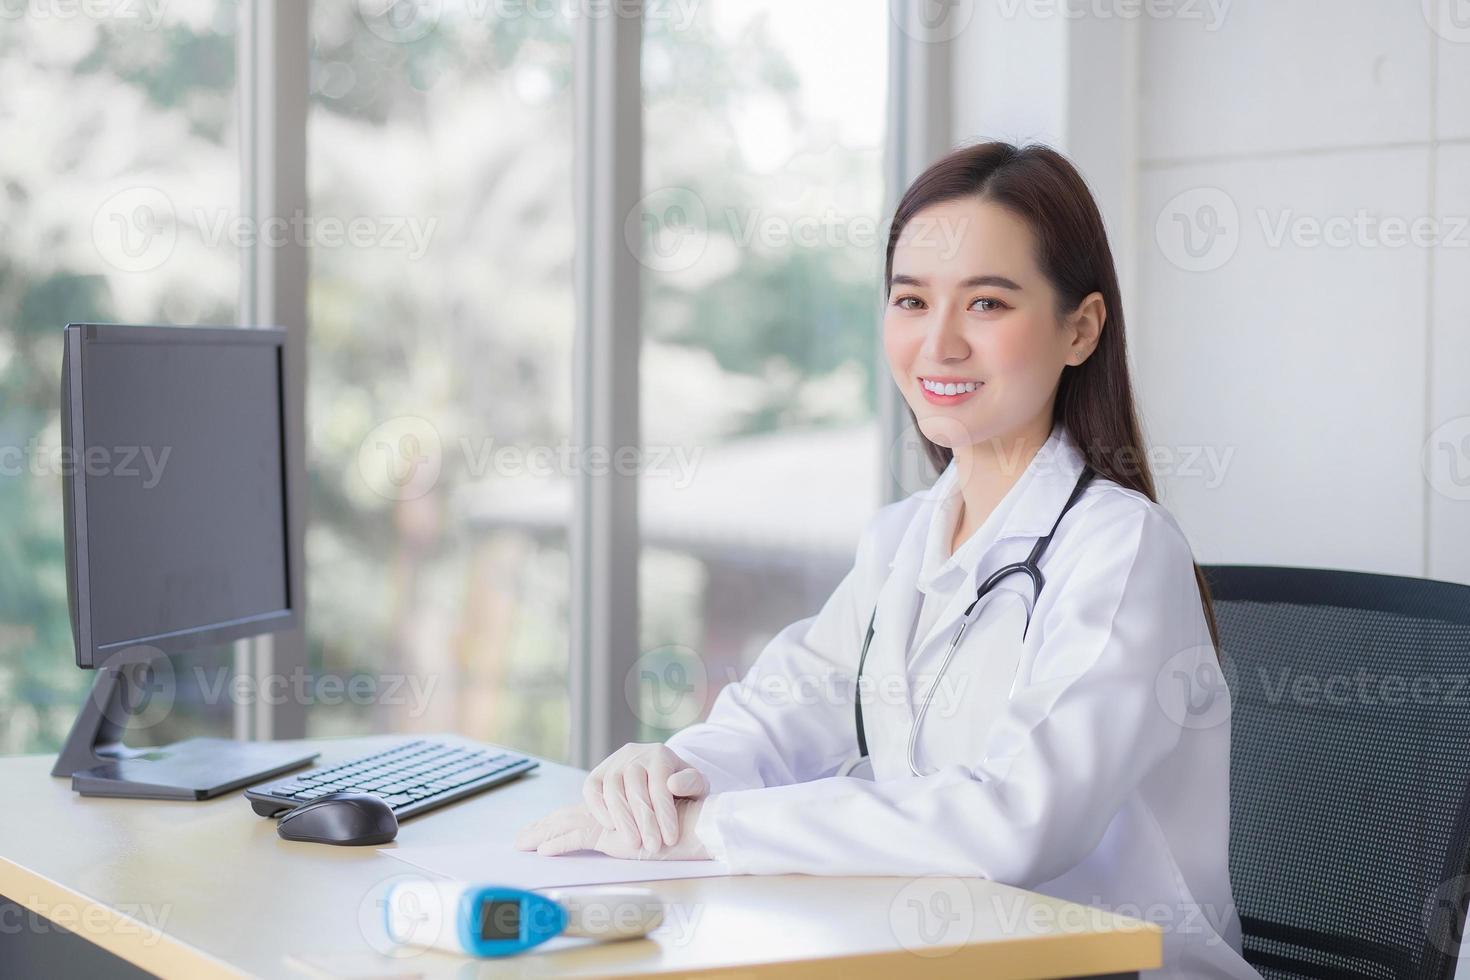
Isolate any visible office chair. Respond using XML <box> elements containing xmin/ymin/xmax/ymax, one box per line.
<box><xmin>1204</xmin><ymin>565</ymin><xmax>1470</xmax><ymax>980</ymax></box>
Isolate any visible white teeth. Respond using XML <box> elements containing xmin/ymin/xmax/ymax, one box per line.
<box><xmin>921</xmin><ymin>379</ymin><xmax>979</xmax><ymax>395</ymax></box>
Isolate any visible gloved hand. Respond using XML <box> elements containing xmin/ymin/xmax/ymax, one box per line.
<box><xmin>513</xmin><ymin>798</ymin><xmax>712</xmax><ymax>860</ymax></box>
<box><xmin>582</xmin><ymin>743</ymin><xmax>710</xmax><ymax>851</ymax></box>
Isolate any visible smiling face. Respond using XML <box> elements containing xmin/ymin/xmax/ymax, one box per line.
<box><xmin>883</xmin><ymin>196</ymin><xmax>1100</xmax><ymax>462</ymax></box>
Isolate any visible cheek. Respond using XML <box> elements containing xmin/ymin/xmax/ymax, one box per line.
<box><xmin>881</xmin><ymin>316</ymin><xmax>918</xmax><ymax>378</ymax></box>
<box><xmin>985</xmin><ymin>315</ymin><xmax>1057</xmax><ymax>376</ymax></box>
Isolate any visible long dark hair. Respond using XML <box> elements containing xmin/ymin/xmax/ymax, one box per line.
<box><xmin>884</xmin><ymin>141</ymin><xmax>1219</xmax><ymax>649</ymax></box>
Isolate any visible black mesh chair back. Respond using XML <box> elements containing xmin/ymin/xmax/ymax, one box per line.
<box><xmin>1204</xmin><ymin>565</ymin><xmax>1470</xmax><ymax>980</ymax></box>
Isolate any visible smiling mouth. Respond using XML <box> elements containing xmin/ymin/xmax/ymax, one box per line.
<box><xmin>920</xmin><ymin>377</ymin><xmax>982</xmax><ymax>397</ymax></box>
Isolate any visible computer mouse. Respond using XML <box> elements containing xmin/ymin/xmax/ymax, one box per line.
<box><xmin>276</xmin><ymin>792</ymin><xmax>399</xmax><ymax>846</ymax></box>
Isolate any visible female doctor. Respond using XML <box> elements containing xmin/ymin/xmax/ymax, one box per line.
<box><xmin>517</xmin><ymin>142</ymin><xmax>1261</xmax><ymax>979</ymax></box>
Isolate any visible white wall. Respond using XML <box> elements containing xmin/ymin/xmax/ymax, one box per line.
<box><xmin>944</xmin><ymin>1</ymin><xmax>1470</xmax><ymax>584</ymax></box>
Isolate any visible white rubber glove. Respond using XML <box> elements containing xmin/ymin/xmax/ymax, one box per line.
<box><xmin>513</xmin><ymin>798</ymin><xmax>711</xmax><ymax>860</ymax></box>
<box><xmin>582</xmin><ymin>743</ymin><xmax>710</xmax><ymax>851</ymax></box>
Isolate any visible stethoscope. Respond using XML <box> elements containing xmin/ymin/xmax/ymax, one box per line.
<box><xmin>850</xmin><ymin>465</ymin><xmax>1096</xmax><ymax>777</ymax></box>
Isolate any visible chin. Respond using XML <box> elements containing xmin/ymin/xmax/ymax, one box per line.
<box><xmin>914</xmin><ymin>411</ymin><xmax>983</xmax><ymax>450</ymax></box>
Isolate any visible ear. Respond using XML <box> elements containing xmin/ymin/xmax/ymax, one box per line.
<box><xmin>1065</xmin><ymin>291</ymin><xmax>1106</xmax><ymax>364</ymax></box>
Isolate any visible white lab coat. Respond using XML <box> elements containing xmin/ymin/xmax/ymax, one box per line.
<box><xmin>665</xmin><ymin>423</ymin><xmax>1262</xmax><ymax>979</ymax></box>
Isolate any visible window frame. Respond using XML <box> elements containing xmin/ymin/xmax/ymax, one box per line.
<box><xmin>235</xmin><ymin>0</ymin><xmax>309</xmax><ymax>740</ymax></box>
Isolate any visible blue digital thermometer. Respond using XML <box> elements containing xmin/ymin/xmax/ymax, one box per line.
<box><xmin>384</xmin><ymin>881</ymin><xmax>664</xmax><ymax>957</ymax></box>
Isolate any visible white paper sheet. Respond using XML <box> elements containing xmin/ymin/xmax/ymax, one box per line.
<box><xmin>380</xmin><ymin>841</ymin><xmax>733</xmax><ymax>889</ymax></box>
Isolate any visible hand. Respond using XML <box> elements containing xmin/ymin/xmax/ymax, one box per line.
<box><xmin>514</xmin><ymin>798</ymin><xmax>712</xmax><ymax>861</ymax></box>
<box><xmin>582</xmin><ymin>743</ymin><xmax>710</xmax><ymax>852</ymax></box>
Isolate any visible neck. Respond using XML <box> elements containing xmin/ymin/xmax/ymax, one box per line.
<box><xmin>947</xmin><ymin>414</ymin><xmax>1056</xmax><ymax>555</ymax></box>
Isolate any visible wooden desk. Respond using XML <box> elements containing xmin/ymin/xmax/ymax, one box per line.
<box><xmin>0</xmin><ymin>735</ymin><xmax>1161</xmax><ymax>978</ymax></box>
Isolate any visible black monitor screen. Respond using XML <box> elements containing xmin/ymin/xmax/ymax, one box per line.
<box><xmin>77</xmin><ymin>332</ymin><xmax>290</xmax><ymax>652</ymax></box>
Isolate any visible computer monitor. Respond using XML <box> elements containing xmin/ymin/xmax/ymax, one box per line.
<box><xmin>51</xmin><ymin>323</ymin><xmax>317</xmax><ymax>799</ymax></box>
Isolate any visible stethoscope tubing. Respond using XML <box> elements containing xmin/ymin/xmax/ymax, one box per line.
<box><xmin>852</xmin><ymin>465</ymin><xmax>1096</xmax><ymax>777</ymax></box>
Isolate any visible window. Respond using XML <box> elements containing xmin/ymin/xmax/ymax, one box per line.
<box><xmin>0</xmin><ymin>3</ymin><xmax>242</xmax><ymax>752</ymax></box>
<box><xmin>0</xmin><ymin>1</ymin><xmax>896</xmax><ymax>760</ymax></box>
<box><xmin>635</xmin><ymin>2</ymin><xmax>888</xmax><ymax>735</ymax></box>
<box><xmin>305</xmin><ymin>3</ymin><xmax>576</xmax><ymax>759</ymax></box>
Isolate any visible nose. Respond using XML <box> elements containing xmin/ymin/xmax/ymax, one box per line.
<box><xmin>918</xmin><ymin>303</ymin><xmax>970</xmax><ymax>364</ymax></box>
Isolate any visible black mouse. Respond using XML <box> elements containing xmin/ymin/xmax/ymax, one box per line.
<box><xmin>276</xmin><ymin>792</ymin><xmax>398</xmax><ymax>846</ymax></box>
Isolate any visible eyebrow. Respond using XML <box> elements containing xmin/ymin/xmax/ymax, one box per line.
<box><xmin>889</xmin><ymin>273</ymin><xmax>1023</xmax><ymax>291</ymax></box>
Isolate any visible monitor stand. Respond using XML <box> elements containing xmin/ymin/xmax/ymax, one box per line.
<box><xmin>50</xmin><ymin>661</ymin><xmax>318</xmax><ymax>800</ymax></box>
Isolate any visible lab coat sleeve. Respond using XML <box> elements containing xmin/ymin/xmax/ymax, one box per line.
<box><xmin>694</xmin><ymin>501</ymin><xmax>1207</xmax><ymax>886</ymax></box>
<box><xmin>661</xmin><ymin>512</ymin><xmax>892</xmax><ymax>799</ymax></box>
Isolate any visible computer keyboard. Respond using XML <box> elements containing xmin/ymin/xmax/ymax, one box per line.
<box><xmin>245</xmin><ymin>739</ymin><xmax>538</xmax><ymax>820</ymax></box>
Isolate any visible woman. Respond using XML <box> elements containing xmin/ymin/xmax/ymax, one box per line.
<box><xmin>517</xmin><ymin>141</ymin><xmax>1260</xmax><ymax>979</ymax></box>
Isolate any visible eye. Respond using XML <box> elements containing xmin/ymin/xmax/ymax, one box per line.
<box><xmin>969</xmin><ymin>296</ymin><xmax>1007</xmax><ymax>313</ymax></box>
<box><xmin>891</xmin><ymin>294</ymin><xmax>925</xmax><ymax>311</ymax></box>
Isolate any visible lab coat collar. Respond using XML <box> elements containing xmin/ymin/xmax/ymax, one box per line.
<box><xmin>890</xmin><ymin>422</ymin><xmax>1090</xmax><ymax>575</ymax></box>
<box><xmin>864</xmin><ymin>483</ymin><xmax>933</xmax><ymax>730</ymax></box>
